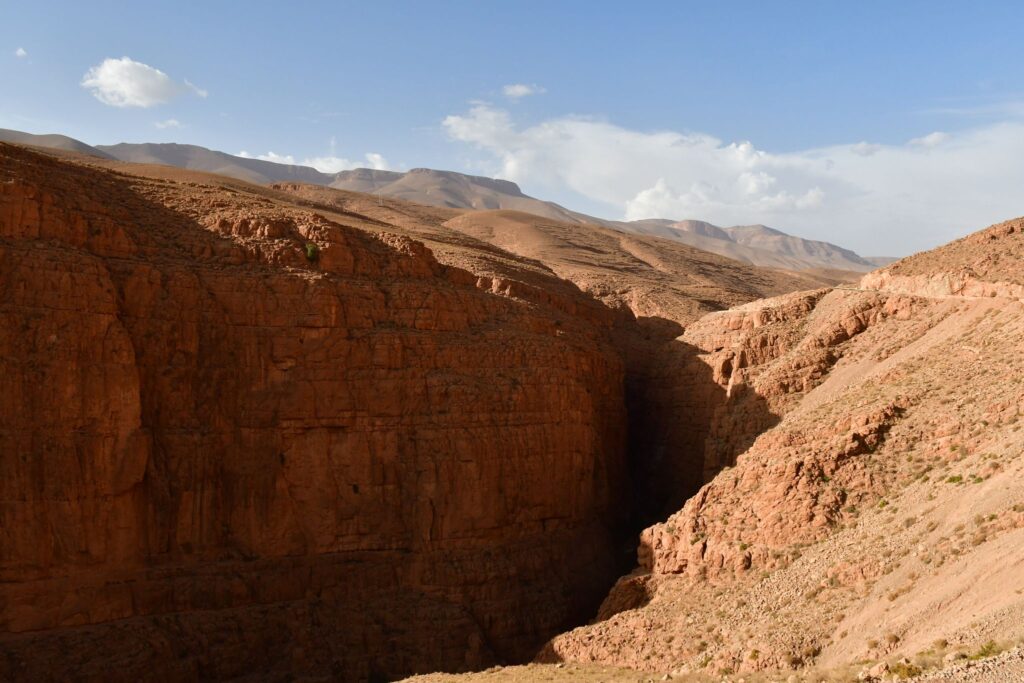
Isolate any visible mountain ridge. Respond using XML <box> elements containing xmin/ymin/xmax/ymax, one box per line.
<box><xmin>0</xmin><ymin>127</ymin><xmax>890</xmax><ymax>272</ymax></box>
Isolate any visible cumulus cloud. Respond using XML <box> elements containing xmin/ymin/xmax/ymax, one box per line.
<box><xmin>81</xmin><ymin>57</ymin><xmax>206</xmax><ymax>108</ymax></box>
<box><xmin>503</xmin><ymin>83</ymin><xmax>545</xmax><ymax>100</ymax></box>
<box><xmin>154</xmin><ymin>118</ymin><xmax>181</xmax><ymax>129</ymax></box>
<box><xmin>850</xmin><ymin>141</ymin><xmax>882</xmax><ymax>156</ymax></box>
<box><xmin>908</xmin><ymin>131</ymin><xmax>950</xmax><ymax>148</ymax></box>
<box><xmin>442</xmin><ymin>103</ymin><xmax>1024</xmax><ymax>254</ymax></box>
<box><xmin>15</xmin><ymin>47</ymin><xmax>27</xmax><ymax>58</ymax></box>
<box><xmin>238</xmin><ymin>150</ymin><xmax>298</xmax><ymax>165</ymax></box>
<box><xmin>364</xmin><ymin>153</ymin><xmax>389</xmax><ymax>170</ymax></box>
<box><xmin>302</xmin><ymin>153</ymin><xmax>391</xmax><ymax>173</ymax></box>
<box><xmin>238</xmin><ymin>149</ymin><xmax>390</xmax><ymax>173</ymax></box>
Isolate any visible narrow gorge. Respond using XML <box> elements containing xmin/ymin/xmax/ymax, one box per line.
<box><xmin>1</xmin><ymin>141</ymin><xmax>805</xmax><ymax>682</ymax></box>
<box><xmin>4</xmin><ymin>143</ymin><xmax>1023</xmax><ymax>683</ymax></box>
<box><xmin>0</xmin><ymin>138</ymin><xmax>817</xmax><ymax>681</ymax></box>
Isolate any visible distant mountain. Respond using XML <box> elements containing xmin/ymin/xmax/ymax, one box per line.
<box><xmin>329</xmin><ymin>167</ymin><xmax>589</xmax><ymax>224</ymax></box>
<box><xmin>85</xmin><ymin>140</ymin><xmax>588</xmax><ymax>224</ymax></box>
<box><xmin>725</xmin><ymin>223</ymin><xmax>876</xmax><ymax>271</ymax></box>
<box><xmin>0</xmin><ymin>128</ymin><xmax>890</xmax><ymax>272</ymax></box>
<box><xmin>620</xmin><ymin>218</ymin><xmax>878</xmax><ymax>272</ymax></box>
<box><xmin>0</xmin><ymin>128</ymin><xmax>114</xmax><ymax>159</ymax></box>
<box><xmin>95</xmin><ymin>143</ymin><xmax>333</xmax><ymax>185</ymax></box>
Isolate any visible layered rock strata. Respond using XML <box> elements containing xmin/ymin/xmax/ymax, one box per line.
<box><xmin>0</xmin><ymin>144</ymin><xmax>628</xmax><ymax>681</ymax></box>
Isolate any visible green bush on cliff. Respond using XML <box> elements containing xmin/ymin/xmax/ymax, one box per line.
<box><xmin>305</xmin><ymin>242</ymin><xmax>320</xmax><ymax>262</ymax></box>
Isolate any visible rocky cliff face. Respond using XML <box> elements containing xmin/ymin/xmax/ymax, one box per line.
<box><xmin>0</xmin><ymin>144</ymin><xmax>630</xmax><ymax>681</ymax></box>
<box><xmin>16</xmin><ymin>142</ymin><xmax>1022</xmax><ymax>683</ymax></box>
<box><xmin>543</xmin><ymin>235</ymin><xmax>1024</xmax><ymax>678</ymax></box>
<box><xmin>260</xmin><ymin>184</ymin><xmax>842</xmax><ymax>530</ymax></box>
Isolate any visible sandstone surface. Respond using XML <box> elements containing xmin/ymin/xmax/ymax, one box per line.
<box><xmin>0</xmin><ymin>143</ymin><xmax>632</xmax><ymax>681</ymax></box>
<box><xmin>540</xmin><ymin>218</ymin><xmax>1024</xmax><ymax>679</ymax></box>
<box><xmin>9</xmin><ymin>141</ymin><xmax>1020</xmax><ymax>683</ymax></box>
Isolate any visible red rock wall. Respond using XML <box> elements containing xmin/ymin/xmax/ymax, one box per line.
<box><xmin>630</xmin><ymin>286</ymin><xmax>919</xmax><ymax>518</ymax></box>
<box><xmin>638</xmin><ymin>290</ymin><xmax>924</xmax><ymax>581</ymax></box>
<box><xmin>0</xmin><ymin>145</ymin><xmax>628</xmax><ymax>681</ymax></box>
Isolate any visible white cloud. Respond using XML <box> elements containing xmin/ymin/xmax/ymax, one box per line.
<box><xmin>238</xmin><ymin>150</ymin><xmax>297</xmax><ymax>165</ymax></box>
<box><xmin>850</xmin><ymin>141</ymin><xmax>881</xmax><ymax>156</ymax></box>
<box><xmin>908</xmin><ymin>131</ymin><xmax>949</xmax><ymax>148</ymax></box>
<box><xmin>443</xmin><ymin>103</ymin><xmax>1024</xmax><ymax>255</ymax></box>
<box><xmin>303</xmin><ymin>155</ymin><xmax>360</xmax><ymax>173</ymax></box>
<box><xmin>184</xmin><ymin>79</ymin><xmax>208</xmax><ymax>98</ymax></box>
<box><xmin>238</xmin><ymin>150</ymin><xmax>390</xmax><ymax>173</ymax></box>
<box><xmin>81</xmin><ymin>57</ymin><xmax>206</xmax><ymax>108</ymax></box>
<box><xmin>503</xmin><ymin>83</ymin><xmax>545</xmax><ymax>100</ymax></box>
<box><xmin>364</xmin><ymin>153</ymin><xmax>390</xmax><ymax>170</ymax></box>
<box><xmin>15</xmin><ymin>47</ymin><xmax>27</xmax><ymax>58</ymax></box>
<box><xmin>154</xmin><ymin>118</ymin><xmax>181</xmax><ymax>129</ymax></box>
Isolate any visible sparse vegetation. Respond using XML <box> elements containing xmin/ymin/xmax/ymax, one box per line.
<box><xmin>890</xmin><ymin>660</ymin><xmax>922</xmax><ymax>677</ymax></box>
<box><xmin>968</xmin><ymin>640</ymin><xmax>1001</xmax><ymax>660</ymax></box>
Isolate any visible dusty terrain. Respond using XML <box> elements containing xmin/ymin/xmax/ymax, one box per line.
<box><xmin>440</xmin><ymin>210</ymin><xmax>840</xmax><ymax>322</ymax></box>
<box><xmin>263</xmin><ymin>192</ymin><xmax>845</xmax><ymax>523</ymax></box>
<box><xmin>399</xmin><ymin>220</ymin><xmax>1024</xmax><ymax>681</ymax></box>
<box><xmin>97</xmin><ymin>141</ymin><xmax>331</xmax><ymax>185</ymax></box>
<box><xmin>0</xmin><ymin>127</ymin><xmax>114</xmax><ymax>159</ymax></box>
<box><xmin>535</xmin><ymin>219</ymin><xmax>1024</xmax><ymax>680</ymax></box>
<box><xmin>329</xmin><ymin>169</ymin><xmax>590</xmax><ymax>225</ymax></box>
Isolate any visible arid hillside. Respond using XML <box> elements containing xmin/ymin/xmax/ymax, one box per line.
<box><xmin>401</xmin><ymin>220</ymin><xmax>1024</xmax><ymax>683</ymax></box>
<box><xmin>329</xmin><ymin>168</ymin><xmax>590</xmax><ymax>224</ymax></box>
<box><xmin>96</xmin><ymin>141</ymin><xmax>331</xmax><ymax>185</ymax></box>
<box><xmin>0</xmin><ymin>127</ymin><xmax>115</xmax><ymax>159</ymax></box>
<box><xmin>441</xmin><ymin>210</ymin><xmax>839</xmax><ymax>322</ymax></box>
<box><xmin>265</xmin><ymin>189</ymin><xmax>845</xmax><ymax>523</ymax></box>
<box><xmin>0</xmin><ymin>143</ymin><xmax>844</xmax><ymax>681</ymax></box>
<box><xmin>534</xmin><ymin>218</ymin><xmax>1024</xmax><ymax>680</ymax></box>
<box><xmin>624</xmin><ymin>219</ymin><xmax>878</xmax><ymax>273</ymax></box>
<box><xmin>261</xmin><ymin>186</ymin><xmax>838</xmax><ymax>326</ymax></box>
<box><xmin>6</xmin><ymin>140</ymin><xmax>1016</xmax><ymax>683</ymax></box>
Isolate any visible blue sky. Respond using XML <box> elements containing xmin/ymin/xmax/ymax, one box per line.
<box><xmin>4</xmin><ymin>1</ymin><xmax>1024</xmax><ymax>254</ymax></box>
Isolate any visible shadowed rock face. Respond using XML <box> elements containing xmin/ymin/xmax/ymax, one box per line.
<box><xmin>0</xmin><ymin>144</ymin><xmax>630</xmax><ymax>681</ymax></box>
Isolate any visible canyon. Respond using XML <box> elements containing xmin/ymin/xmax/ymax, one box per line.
<box><xmin>496</xmin><ymin>220</ymin><xmax>1024</xmax><ymax>680</ymax></box>
<box><xmin>0</xmin><ymin>142</ymin><xmax>818</xmax><ymax>681</ymax></box>
<box><xmin>1</xmin><ymin>141</ymin><xmax>1022</xmax><ymax>683</ymax></box>
<box><xmin>0</xmin><ymin>143</ymin><xmax>633</xmax><ymax>681</ymax></box>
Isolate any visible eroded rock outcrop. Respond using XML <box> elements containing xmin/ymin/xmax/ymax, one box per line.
<box><xmin>0</xmin><ymin>144</ymin><xmax>629</xmax><ymax>681</ymax></box>
<box><xmin>640</xmin><ymin>399</ymin><xmax>906</xmax><ymax>577</ymax></box>
<box><xmin>260</xmin><ymin>181</ymin><xmax>842</xmax><ymax>530</ymax></box>
<box><xmin>542</xmin><ymin>223</ymin><xmax>1024</xmax><ymax>677</ymax></box>
<box><xmin>624</xmin><ymin>287</ymin><xmax>918</xmax><ymax>520</ymax></box>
